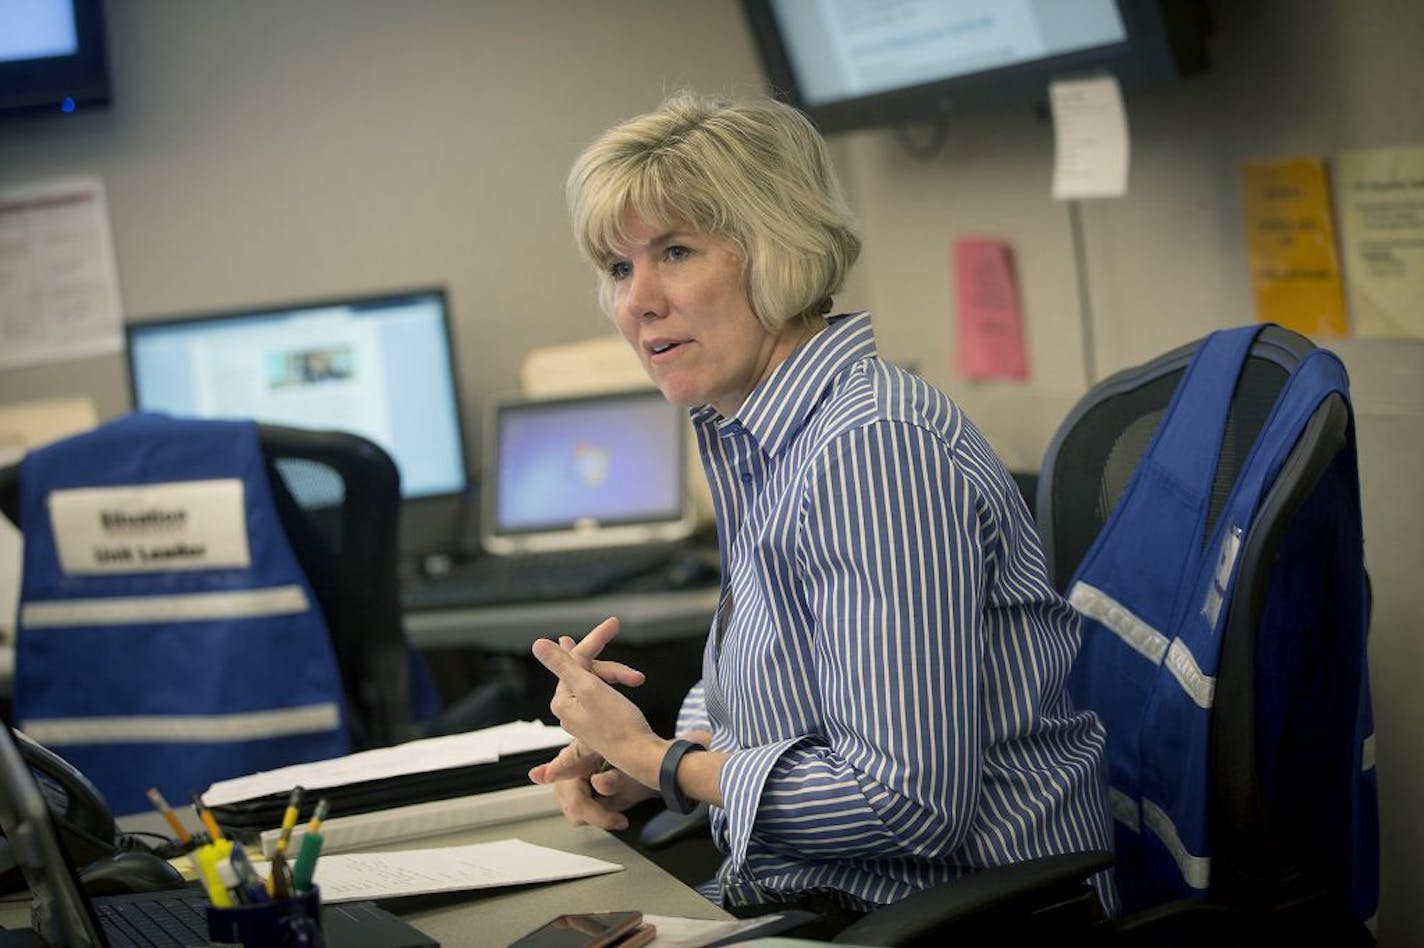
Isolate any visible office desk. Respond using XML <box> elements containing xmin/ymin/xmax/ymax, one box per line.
<box><xmin>0</xmin><ymin>811</ymin><xmax>733</xmax><ymax>946</ymax></box>
<box><xmin>404</xmin><ymin>588</ymin><xmax>719</xmax><ymax>654</ymax></box>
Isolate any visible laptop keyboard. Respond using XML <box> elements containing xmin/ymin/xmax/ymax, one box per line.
<box><xmin>402</xmin><ymin>543</ymin><xmax>689</xmax><ymax>611</ymax></box>
<box><xmin>93</xmin><ymin>891</ymin><xmax>210</xmax><ymax>947</ymax></box>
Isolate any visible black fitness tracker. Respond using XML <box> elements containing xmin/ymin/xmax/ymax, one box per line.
<box><xmin>659</xmin><ymin>739</ymin><xmax>706</xmax><ymax>814</ymax></box>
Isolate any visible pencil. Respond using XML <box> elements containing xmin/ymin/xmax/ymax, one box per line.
<box><xmin>145</xmin><ymin>787</ymin><xmax>192</xmax><ymax>846</ymax></box>
<box><xmin>190</xmin><ymin>792</ymin><xmax>225</xmax><ymax>843</ymax></box>
<box><xmin>305</xmin><ymin>798</ymin><xmax>330</xmax><ymax>834</ymax></box>
<box><xmin>274</xmin><ymin>786</ymin><xmax>305</xmax><ymax>857</ymax></box>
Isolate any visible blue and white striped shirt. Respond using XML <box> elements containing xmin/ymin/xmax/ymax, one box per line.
<box><xmin>677</xmin><ymin>312</ymin><xmax>1115</xmax><ymax>912</ymax></box>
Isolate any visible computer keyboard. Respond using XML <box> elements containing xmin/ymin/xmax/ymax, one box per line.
<box><xmin>92</xmin><ymin>890</ymin><xmax>210</xmax><ymax>947</ymax></box>
<box><xmin>401</xmin><ymin>543</ymin><xmax>708</xmax><ymax>611</ymax></box>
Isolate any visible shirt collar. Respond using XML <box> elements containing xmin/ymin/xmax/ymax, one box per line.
<box><xmin>695</xmin><ymin>312</ymin><xmax>877</xmax><ymax>458</ymax></box>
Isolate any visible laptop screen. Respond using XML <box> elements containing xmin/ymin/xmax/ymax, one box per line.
<box><xmin>480</xmin><ymin>388</ymin><xmax>695</xmax><ymax>554</ymax></box>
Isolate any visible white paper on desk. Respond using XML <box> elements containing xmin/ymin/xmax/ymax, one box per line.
<box><xmin>202</xmin><ymin>720</ymin><xmax>570</xmax><ymax>806</ymax></box>
<box><xmin>256</xmin><ymin>839</ymin><xmax>621</xmax><ymax>903</ymax></box>
<box><xmin>1050</xmin><ymin>75</ymin><xmax>1130</xmax><ymax>200</ymax></box>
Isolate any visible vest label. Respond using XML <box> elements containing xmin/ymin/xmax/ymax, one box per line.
<box><xmin>48</xmin><ymin>479</ymin><xmax>250</xmax><ymax>574</ymax></box>
<box><xmin>1201</xmin><ymin>525</ymin><xmax>1243</xmax><ymax>631</ymax></box>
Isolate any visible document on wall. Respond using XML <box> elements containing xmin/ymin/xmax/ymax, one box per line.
<box><xmin>1050</xmin><ymin>75</ymin><xmax>1130</xmax><ymax>200</ymax></box>
<box><xmin>1238</xmin><ymin>157</ymin><xmax>1350</xmax><ymax>336</ymax></box>
<box><xmin>954</xmin><ymin>237</ymin><xmax>1028</xmax><ymax>380</ymax></box>
<box><xmin>255</xmin><ymin>838</ymin><xmax>621</xmax><ymax>903</ymax></box>
<box><xmin>1336</xmin><ymin>145</ymin><xmax>1424</xmax><ymax>340</ymax></box>
<box><xmin>0</xmin><ymin>178</ymin><xmax>124</xmax><ymax>369</ymax></box>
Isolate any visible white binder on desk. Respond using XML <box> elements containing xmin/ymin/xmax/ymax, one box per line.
<box><xmin>258</xmin><ymin>784</ymin><xmax>562</xmax><ymax>857</ymax></box>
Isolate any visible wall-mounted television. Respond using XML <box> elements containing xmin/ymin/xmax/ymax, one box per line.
<box><xmin>740</xmin><ymin>0</ymin><xmax>1210</xmax><ymax>134</ymax></box>
<box><xmin>0</xmin><ymin>0</ymin><xmax>111</xmax><ymax>118</ymax></box>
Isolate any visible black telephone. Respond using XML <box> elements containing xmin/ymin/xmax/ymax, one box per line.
<box><xmin>0</xmin><ymin>730</ymin><xmax>118</xmax><ymax>893</ymax></box>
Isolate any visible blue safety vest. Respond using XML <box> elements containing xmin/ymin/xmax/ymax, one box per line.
<box><xmin>13</xmin><ymin>414</ymin><xmax>350</xmax><ymax>815</ymax></box>
<box><xmin>1066</xmin><ymin>326</ymin><xmax>1378</xmax><ymax>928</ymax></box>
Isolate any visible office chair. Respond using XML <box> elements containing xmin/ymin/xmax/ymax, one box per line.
<box><xmin>646</xmin><ymin>325</ymin><xmax>1376</xmax><ymax>945</ymax></box>
<box><xmin>1023</xmin><ymin>323</ymin><xmax>1376</xmax><ymax>942</ymax></box>
<box><xmin>257</xmin><ymin>424</ymin><xmax>514</xmax><ymax>747</ymax></box>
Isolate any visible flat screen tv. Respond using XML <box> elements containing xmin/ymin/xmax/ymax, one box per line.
<box><xmin>740</xmin><ymin>0</ymin><xmax>1210</xmax><ymax>133</ymax></box>
<box><xmin>0</xmin><ymin>0</ymin><xmax>111</xmax><ymax>117</ymax></box>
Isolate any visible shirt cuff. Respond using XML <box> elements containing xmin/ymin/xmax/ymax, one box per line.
<box><xmin>718</xmin><ymin>734</ymin><xmax>810</xmax><ymax>874</ymax></box>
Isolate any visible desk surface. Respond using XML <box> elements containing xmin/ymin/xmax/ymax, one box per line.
<box><xmin>0</xmin><ymin>812</ymin><xmax>732</xmax><ymax>946</ymax></box>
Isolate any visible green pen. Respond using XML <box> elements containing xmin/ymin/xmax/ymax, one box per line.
<box><xmin>292</xmin><ymin>798</ymin><xmax>329</xmax><ymax>893</ymax></box>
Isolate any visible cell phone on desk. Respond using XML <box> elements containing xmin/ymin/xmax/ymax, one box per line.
<box><xmin>509</xmin><ymin>910</ymin><xmax>653</xmax><ymax>948</ymax></box>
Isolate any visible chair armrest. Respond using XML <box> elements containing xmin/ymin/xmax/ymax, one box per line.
<box><xmin>833</xmin><ymin>849</ymin><xmax>1113</xmax><ymax>945</ymax></box>
<box><xmin>637</xmin><ymin>802</ymin><xmax>710</xmax><ymax>849</ymax></box>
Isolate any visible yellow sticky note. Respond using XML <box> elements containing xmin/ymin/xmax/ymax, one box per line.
<box><xmin>1239</xmin><ymin>158</ymin><xmax>1350</xmax><ymax>336</ymax></box>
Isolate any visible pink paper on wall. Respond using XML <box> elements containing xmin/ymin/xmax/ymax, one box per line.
<box><xmin>954</xmin><ymin>237</ymin><xmax>1028</xmax><ymax>380</ymax></box>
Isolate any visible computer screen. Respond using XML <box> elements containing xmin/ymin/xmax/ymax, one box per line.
<box><xmin>741</xmin><ymin>0</ymin><xmax>1210</xmax><ymax>133</ymax></box>
<box><xmin>482</xmin><ymin>388</ymin><xmax>695</xmax><ymax>554</ymax></box>
<box><xmin>126</xmin><ymin>288</ymin><xmax>469</xmax><ymax>502</ymax></box>
<box><xmin>0</xmin><ymin>0</ymin><xmax>110</xmax><ymax>117</ymax></box>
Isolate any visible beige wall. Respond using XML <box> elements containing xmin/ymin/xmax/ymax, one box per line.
<box><xmin>0</xmin><ymin>0</ymin><xmax>1419</xmax><ymax>941</ymax></box>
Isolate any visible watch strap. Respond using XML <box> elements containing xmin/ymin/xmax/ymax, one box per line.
<box><xmin>659</xmin><ymin>738</ymin><xmax>706</xmax><ymax>814</ymax></box>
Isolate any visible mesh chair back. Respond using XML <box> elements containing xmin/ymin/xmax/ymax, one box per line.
<box><xmin>257</xmin><ymin>426</ymin><xmax>416</xmax><ymax>749</ymax></box>
<box><xmin>1036</xmin><ymin>326</ymin><xmax>1315</xmax><ymax>592</ymax></box>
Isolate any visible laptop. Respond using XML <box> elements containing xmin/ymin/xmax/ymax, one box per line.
<box><xmin>0</xmin><ymin>726</ymin><xmax>437</xmax><ymax>947</ymax></box>
<box><xmin>403</xmin><ymin>388</ymin><xmax>706</xmax><ymax>610</ymax></box>
<box><xmin>480</xmin><ymin>387</ymin><xmax>697</xmax><ymax>556</ymax></box>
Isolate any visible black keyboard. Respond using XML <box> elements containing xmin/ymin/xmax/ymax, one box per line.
<box><xmin>92</xmin><ymin>890</ymin><xmax>210</xmax><ymax>947</ymax></box>
<box><xmin>402</xmin><ymin>543</ymin><xmax>694</xmax><ymax>611</ymax></box>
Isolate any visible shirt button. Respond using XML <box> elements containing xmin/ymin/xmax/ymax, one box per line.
<box><xmin>740</xmin><ymin>471</ymin><xmax>753</xmax><ymax>484</ymax></box>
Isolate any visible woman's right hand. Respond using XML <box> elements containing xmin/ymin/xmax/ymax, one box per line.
<box><xmin>527</xmin><ymin>617</ymin><xmax>655</xmax><ymax>830</ymax></box>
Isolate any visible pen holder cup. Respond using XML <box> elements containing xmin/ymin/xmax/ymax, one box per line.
<box><xmin>206</xmin><ymin>885</ymin><xmax>324</xmax><ymax>947</ymax></box>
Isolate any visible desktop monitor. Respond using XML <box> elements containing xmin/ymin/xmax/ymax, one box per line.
<box><xmin>125</xmin><ymin>288</ymin><xmax>471</xmax><ymax>514</ymax></box>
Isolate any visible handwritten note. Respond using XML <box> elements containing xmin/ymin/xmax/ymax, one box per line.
<box><xmin>955</xmin><ymin>238</ymin><xmax>1028</xmax><ymax>381</ymax></box>
<box><xmin>1050</xmin><ymin>76</ymin><xmax>1130</xmax><ymax>200</ymax></box>
<box><xmin>257</xmin><ymin>838</ymin><xmax>621</xmax><ymax>902</ymax></box>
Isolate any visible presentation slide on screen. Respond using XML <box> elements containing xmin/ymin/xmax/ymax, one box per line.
<box><xmin>773</xmin><ymin>0</ymin><xmax>1125</xmax><ymax>105</ymax></box>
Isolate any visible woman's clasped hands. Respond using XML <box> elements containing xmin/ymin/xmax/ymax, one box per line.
<box><xmin>527</xmin><ymin>616</ymin><xmax>666</xmax><ymax>831</ymax></box>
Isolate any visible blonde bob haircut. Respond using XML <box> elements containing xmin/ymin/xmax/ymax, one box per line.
<box><xmin>567</xmin><ymin>91</ymin><xmax>861</xmax><ymax>332</ymax></box>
